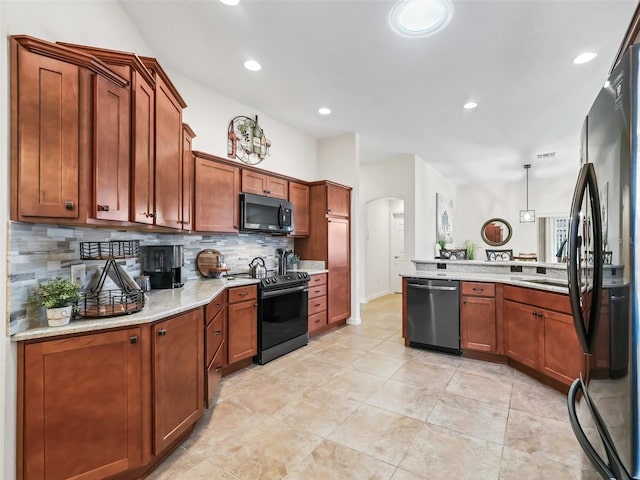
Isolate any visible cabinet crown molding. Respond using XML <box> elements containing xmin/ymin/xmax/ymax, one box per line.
<box><xmin>11</xmin><ymin>35</ymin><xmax>128</xmax><ymax>87</ymax></box>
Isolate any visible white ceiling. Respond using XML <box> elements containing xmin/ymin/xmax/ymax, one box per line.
<box><xmin>119</xmin><ymin>0</ymin><xmax>638</xmax><ymax>184</ymax></box>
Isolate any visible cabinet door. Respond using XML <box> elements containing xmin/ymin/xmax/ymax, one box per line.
<box><xmin>194</xmin><ymin>158</ymin><xmax>240</xmax><ymax>232</ymax></box>
<box><xmin>94</xmin><ymin>74</ymin><xmax>130</xmax><ymax>221</ymax></box>
<box><xmin>228</xmin><ymin>300</ymin><xmax>258</xmax><ymax>363</ymax></box>
<box><xmin>181</xmin><ymin>124</ymin><xmax>195</xmax><ymax>230</ymax></box>
<box><xmin>542</xmin><ymin>310</ymin><xmax>583</xmax><ymax>385</ymax></box>
<box><xmin>265</xmin><ymin>176</ymin><xmax>288</xmax><ymax>199</ymax></box>
<box><xmin>154</xmin><ymin>76</ymin><xmax>183</xmax><ymax>229</ymax></box>
<box><xmin>327</xmin><ymin>217</ymin><xmax>350</xmax><ymax>269</ymax></box>
<box><xmin>326</xmin><ymin>184</ymin><xmax>350</xmax><ymax>217</ymax></box>
<box><xmin>22</xmin><ymin>328</ymin><xmax>143</xmax><ymax>480</ymax></box>
<box><xmin>131</xmin><ymin>72</ymin><xmax>155</xmax><ymax>224</ymax></box>
<box><xmin>328</xmin><ymin>266</ymin><xmax>350</xmax><ymax>324</ymax></box>
<box><xmin>241</xmin><ymin>170</ymin><xmax>288</xmax><ymax>199</ymax></box>
<box><xmin>153</xmin><ymin>309</ymin><xmax>204</xmax><ymax>454</ymax></box>
<box><xmin>15</xmin><ymin>48</ymin><xmax>80</xmax><ymax>219</ymax></box>
<box><xmin>504</xmin><ymin>300</ymin><xmax>543</xmax><ymax>369</ymax></box>
<box><xmin>461</xmin><ymin>296</ymin><xmax>496</xmax><ymax>352</ymax></box>
<box><xmin>289</xmin><ymin>182</ymin><xmax>309</xmax><ymax>236</ymax></box>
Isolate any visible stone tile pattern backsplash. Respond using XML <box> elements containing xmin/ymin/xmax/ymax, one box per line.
<box><xmin>8</xmin><ymin>221</ymin><xmax>292</xmax><ymax>334</ymax></box>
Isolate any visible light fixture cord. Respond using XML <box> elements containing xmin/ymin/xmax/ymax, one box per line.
<box><xmin>526</xmin><ymin>166</ymin><xmax>529</xmax><ymax>210</ymax></box>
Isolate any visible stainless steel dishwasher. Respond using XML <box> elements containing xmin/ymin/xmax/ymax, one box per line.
<box><xmin>406</xmin><ymin>278</ymin><xmax>461</xmax><ymax>355</ymax></box>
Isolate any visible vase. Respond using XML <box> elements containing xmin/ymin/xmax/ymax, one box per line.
<box><xmin>46</xmin><ymin>305</ymin><xmax>73</xmax><ymax>327</ymax></box>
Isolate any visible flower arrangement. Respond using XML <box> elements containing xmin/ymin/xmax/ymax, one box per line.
<box><xmin>28</xmin><ymin>276</ymin><xmax>82</xmax><ymax>309</ymax></box>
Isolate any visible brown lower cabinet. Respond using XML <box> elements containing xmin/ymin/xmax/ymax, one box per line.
<box><xmin>205</xmin><ymin>291</ymin><xmax>227</xmax><ymax>407</ymax></box>
<box><xmin>227</xmin><ymin>285</ymin><xmax>258</xmax><ymax>364</ymax></box>
<box><xmin>461</xmin><ymin>282</ymin><xmax>497</xmax><ymax>353</ymax></box>
<box><xmin>18</xmin><ymin>309</ymin><xmax>204</xmax><ymax>480</ymax></box>
<box><xmin>504</xmin><ymin>285</ymin><xmax>582</xmax><ymax>387</ymax></box>
<box><xmin>308</xmin><ymin>273</ymin><xmax>328</xmax><ymax>335</ymax></box>
<box><xmin>152</xmin><ymin>309</ymin><xmax>204</xmax><ymax>454</ymax></box>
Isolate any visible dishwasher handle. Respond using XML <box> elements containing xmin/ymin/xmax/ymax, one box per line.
<box><xmin>407</xmin><ymin>283</ymin><xmax>458</xmax><ymax>292</ymax></box>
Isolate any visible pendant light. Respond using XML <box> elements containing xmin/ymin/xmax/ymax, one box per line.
<box><xmin>519</xmin><ymin>164</ymin><xmax>536</xmax><ymax>223</ymax></box>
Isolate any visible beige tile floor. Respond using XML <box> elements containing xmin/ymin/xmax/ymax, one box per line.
<box><xmin>148</xmin><ymin>294</ymin><xmax>594</xmax><ymax>480</ymax></box>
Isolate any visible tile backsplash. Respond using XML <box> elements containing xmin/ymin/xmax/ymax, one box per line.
<box><xmin>7</xmin><ymin>221</ymin><xmax>293</xmax><ymax>334</ymax></box>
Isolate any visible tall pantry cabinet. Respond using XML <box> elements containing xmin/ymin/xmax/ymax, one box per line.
<box><xmin>295</xmin><ymin>181</ymin><xmax>352</xmax><ymax>328</ymax></box>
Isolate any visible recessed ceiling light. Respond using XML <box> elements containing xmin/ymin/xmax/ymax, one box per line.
<box><xmin>463</xmin><ymin>102</ymin><xmax>477</xmax><ymax>110</ymax></box>
<box><xmin>572</xmin><ymin>52</ymin><xmax>597</xmax><ymax>65</ymax></box>
<box><xmin>219</xmin><ymin>0</ymin><xmax>239</xmax><ymax>5</ymax></box>
<box><xmin>318</xmin><ymin>107</ymin><xmax>331</xmax><ymax>115</ymax></box>
<box><xmin>243</xmin><ymin>60</ymin><xmax>261</xmax><ymax>72</ymax></box>
<box><xmin>389</xmin><ymin>0</ymin><xmax>453</xmax><ymax>38</ymax></box>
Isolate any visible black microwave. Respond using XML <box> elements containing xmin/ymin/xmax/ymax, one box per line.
<box><xmin>239</xmin><ymin>193</ymin><xmax>293</xmax><ymax>234</ymax></box>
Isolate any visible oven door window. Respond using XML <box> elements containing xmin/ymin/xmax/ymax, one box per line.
<box><xmin>260</xmin><ymin>288</ymin><xmax>308</xmax><ymax>350</ymax></box>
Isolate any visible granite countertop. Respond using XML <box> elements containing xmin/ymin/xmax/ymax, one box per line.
<box><xmin>401</xmin><ymin>270</ymin><xmax>628</xmax><ymax>294</ymax></box>
<box><xmin>12</xmin><ymin>277</ymin><xmax>260</xmax><ymax>342</ymax></box>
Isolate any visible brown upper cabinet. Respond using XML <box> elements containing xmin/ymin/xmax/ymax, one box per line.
<box><xmin>182</xmin><ymin>124</ymin><xmax>196</xmax><ymax>231</ymax></box>
<box><xmin>193</xmin><ymin>152</ymin><xmax>240</xmax><ymax>233</ymax></box>
<box><xmin>140</xmin><ymin>57</ymin><xmax>188</xmax><ymax>230</ymax></box>
<box><xmin>327</xmin><ymin>183</ymin><xmax>350</xmax><ymax>217</ymax></box>
<box><xmin>289</xmin><ymin>181</ymin><xmax>310</xmax><ymax>237</ymax></box>
<box><xmin>241</xmin><ymin>169</ymin><xmax>288</xmax><ymax>200</ymax></box>
<box><xmin>10</xmin><ymin>35</ymin><xmax>129</xmax><ymax>224</ymax></box>
<box><xmin>58</xmin><ymin>42</ymin><xmax>159</xmax><ymax>225</ymax></box>
<box><xmin>11</xmin><ymin>36</ymin><xmax>192</xmax><ymax>231</ymax></box>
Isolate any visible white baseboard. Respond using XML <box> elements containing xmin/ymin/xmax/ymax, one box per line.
<box><xmin>365</xmin><ymin>290</ymin><xmax>392</xmax><ymax>302</ymax></box>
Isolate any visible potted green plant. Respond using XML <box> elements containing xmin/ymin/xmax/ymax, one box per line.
<box><xmin>464</xmin><ymin>240</ymin><xmax>476</xmax><ymax>260</ymax></box>
<box><xmin>28</xmin><ymin>276</ymin><xmax>81</xmax><ymax>327</ymax></box>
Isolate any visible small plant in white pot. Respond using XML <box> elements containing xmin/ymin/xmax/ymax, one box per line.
<box><xmin>28</xmin><ymin>277</ymin><xmax>81</xmax><ymax>327</ymax></box>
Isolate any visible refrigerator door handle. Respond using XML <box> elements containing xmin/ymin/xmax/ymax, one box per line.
<box><xmin>568</xmin><ymin>163</ymin><xmax>604</xmax><ymax>354</ymax></box>
<box><xmin>567</xmin><ymin>378</ymin><xmax>617</xmax><ymax>479</ymax></box>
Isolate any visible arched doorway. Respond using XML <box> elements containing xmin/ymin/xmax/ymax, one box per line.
<box><xmin>364</xmin><ymin>197</ymin><xmax>405</xmax><ymax>300</ymax></box>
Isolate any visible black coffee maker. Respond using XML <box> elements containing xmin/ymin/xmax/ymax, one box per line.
<box><xmin>143</xmin><ymin>245</ymin><xmax>184</xmax><ymax>289</ymax></box>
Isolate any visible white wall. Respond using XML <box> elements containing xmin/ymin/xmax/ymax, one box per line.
<box><xmin>456</xmin><ymin>173</ymin><xmax>578</xmax><ymax>259</ymax></box>
<box><xmin>414</xmin><ymin>156</ymin><xmax>457</xmax><ymax>259</ymax></box>
<box><xmin>317</xmin><ymin>133</ymin><xmax>360</xmax><ymax>324</ymax></box>
<box><xmin>365</xmin><ymin>199</ymin><xmax>391</xmax><ymax>300</ymax></box>
<box><xmin>169</xmin><ymin>72</ymin><xmax>318</xmax><ymax>182</ymax></box>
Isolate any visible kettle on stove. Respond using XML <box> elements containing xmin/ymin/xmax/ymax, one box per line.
<box><xmin>249</xmin><ymin>257</ymin><xmax>267</xmax><ymax>279</ymax></box>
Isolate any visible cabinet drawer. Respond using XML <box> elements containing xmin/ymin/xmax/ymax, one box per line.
<box><xmin>205</xmin><ymin>308</ymin><xmax>225</xmax><ymax>366</ymax></box>
<box><xmin>308</xmin><ymin>311</ymin><xmax>327</xmax><ymax>334</ymax></box>
<box><xmin>308</xmin><ymin>295</ymin><xmax>327</xmax><ymax>316</ymax></box>
<box><xmin>205</xmin><ymin>291</ymin><xmax>226</xmax><ymax>326</ymax></box>
<box><xmin>206</xmin><ymin>342</ymin><xmax>226</xmax><ymax>407</ymax></box>
<box><xmin>309</xmin><ymin>273</ymin><xmax>327</xmax><ymax>287</ymax></box>
<box><xmin>461</xmin><ymin>282</ymin><xmax>495</xmax><ymax>297</ymax></box>
<box><xmin>308</xmin><ymin>284</ymin><xmax>327</xmax><ymax>299</ymax></box>
<box><xmin>228</xmin><ymin>285</ymin><xmax>257</xmax><ymax>303</ymax></box>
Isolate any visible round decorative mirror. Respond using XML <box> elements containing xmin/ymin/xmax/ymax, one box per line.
<box><xmin>481</xmin><ymin>218</ymin><xmax>513</xmax><ymax>247</ymax></box>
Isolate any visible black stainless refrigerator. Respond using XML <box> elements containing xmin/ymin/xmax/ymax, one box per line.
<box><xmin>567</xmin><ymin>44</ymin><xmax>637</xmax><ymax>479</ymax></box>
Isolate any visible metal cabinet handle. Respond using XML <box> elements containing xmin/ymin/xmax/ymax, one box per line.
<box><xmin>158</xmin><ymin>329</ymin><xmax>167</xmax><ymax>336</ymax></box>
<box><xmin>215</xmin><ymin>330</ymin><xmax>222</xmax><ymax>336</ymax></box>
<box><xmin>130</xmin><ymin>336</ymin><xmax>138</xmax><ymax>344</ymax></box>
<box><xmin>97</xmin><ymin>204</ymin><xmax>110</xmax><ymax>212</ymax></box>
<box><xmin>65</xmin><ymin>201</ymin><xmax>74</xmax><ymax>210</ymax></box>
<box><xmin>215</xmin><ymin>364</ymin><xmax>223</xmax><ymax>372</ymax></box>
<box><xmin>239</xmin><ymin>292</ymin><xmax>249</xmax><ymax>296</ymax></box>
<box><xmin>472</xmin><ymin>288</ymin><xmax>484</xmax><ymax>292</ymax></box>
